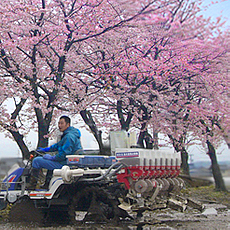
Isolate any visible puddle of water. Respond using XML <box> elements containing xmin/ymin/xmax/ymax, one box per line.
<box><xmin>75</xmin><ymin>211</ymin><xmax>87</xmax><ymax>221</ymax></box>
<box><xmin>202</xmin><ymin>207</ymin><xmax>218</xmax><ymax>215</ymax></box>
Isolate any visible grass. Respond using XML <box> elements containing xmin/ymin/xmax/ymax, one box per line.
<box><xmin>181</xmin><ymin>184</ymin><xmax>230</xmax><ymax>208</ymax></box>
<box><xmin>0</xmin><ymin>204</ymin><xmax>11</xmax><ymax>222</ymax></box>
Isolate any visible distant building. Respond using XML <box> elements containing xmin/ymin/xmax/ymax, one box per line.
<box><xmin>0</xmin><ymin>157</ymin><xmax>23</xmax><ymax>178</ymax></box>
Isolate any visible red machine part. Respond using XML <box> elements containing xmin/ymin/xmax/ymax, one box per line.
<box><xmin>115</xmin><ymin>149</ymin><xmax>181</xmax><ymax>192</ymax></box>
<box><xmin>116</xmin><ymin>164</ymin><xmax>181</xmax><ymax>190</ymax></box>
<box><xmin>116</xmin><ymin>166</ymin><xmax>143</xmax><ymax>189</ymax></box>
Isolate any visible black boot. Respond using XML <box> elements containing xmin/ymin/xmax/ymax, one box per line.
<box><xmin>40</xmin><ymin>170</ymin><xmax>53</xmax><ymax>190</ymax></box>
<box><xmin>27</xmin><ymin>168</ymin><xmax>40</xmax><ymax>190</ymax></box>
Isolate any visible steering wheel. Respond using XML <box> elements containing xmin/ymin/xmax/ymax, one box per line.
<box><xmin>30</xmin><ymin>150</ymin><xmax>44</xmax><ymax>158</ymax></box>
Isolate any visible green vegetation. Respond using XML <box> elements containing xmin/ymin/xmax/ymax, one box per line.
<box><xmin>182</xmin><ymin>185</ymin><xmax>230</xmax><ymax>208</ymax></box>
<box><xmin>0</xmin><ymin>204</ymin><xmax>11</xmax><ymax>221</ymax></box>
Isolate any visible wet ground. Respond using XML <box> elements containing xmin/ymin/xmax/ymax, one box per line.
<box><xmin>1</xmin><ymin>178</ymin><xmax>230</xmax><ymax>230</ymax></box>
<box><xmin>1</xmin><ymin>201</ymin><xmax>230</xmax><ymax>230</ymax></box>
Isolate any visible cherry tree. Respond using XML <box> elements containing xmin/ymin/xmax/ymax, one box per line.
<box><xmin>75</xmin><ymin>0</ymin><xmax>230</xmax><ymax>190</ymax></box>
<box><xmin>0</xmin><ymin>0</ymin><xmax>229</xmax><ymax>192</ymax></box>
<box><xmin>69</xmin><ymin>0</ymin><xmax>230</xmax><ymax>190</ymax></box>
<box><xmin>86</xmin><ymin>0</ymin><xmax>227</xmax><ymax>138</ymax></box>
<box><xmin>0</xmin><ymin>0</ymin><xmax>187</xmax><ymax>159</ymax></box>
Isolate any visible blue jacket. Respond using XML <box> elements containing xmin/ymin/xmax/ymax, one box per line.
<box><xmin>46</xmin><ymin>126</ymin><xmax>82</xmax><ymax>165</ymax></box>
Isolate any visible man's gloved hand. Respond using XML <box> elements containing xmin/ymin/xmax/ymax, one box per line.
<box><xmin>43</xmin><ymin>154</ymin><xmax>56</xmax><ymax>161</ymax></box>
<box><xmin>37</xmin><ymin>147</ymin><xmax>50</xmax><ymax>152</ymax></box>
<box><xmin>37</xmin><ymin>147</ymin><xmax>45</xmax><ymax>152</ymax></box>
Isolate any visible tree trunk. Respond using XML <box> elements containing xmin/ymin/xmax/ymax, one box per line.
<box><xmin>137</xmin><ymin>130</ymin><xmax>153</xmax><ymax>149</ymax></box>
<box><xmin>8</xmin><ymin>130</ymin><xmax>30</xmax><ymax>160</ymax></box>
<box><xmin>168</xmin><ymin>135</ymin><xmax>190</xmax><ymax>177</ymax></box>
<box><xmin>180</xmin><ymin>147</ymin><xmax>190</xmax><ymax>176</ymax></box>
<box><xmin>153</xmin><ymin>132</ymin><xmax>159</xmax><ymax>150</ymax></box>
<box><xmin>206</xmin><ymin>140</ymin><xmax>227</xmax><ymax>191</ymax></box>
<box><xmin>37</xmin><ymin>122</ymin><xmax>49</xmax><ymax>148</ymax></box>
<box><xmin>35</xmin><ymin>108</ymin><xmax>52</xmax><ymax>148</ymax></box>
<box><xmin>117</xmin><ymin>100</ymin><xmax>133</xmax><ymax>131</ymax></box>
<box><xmin>80</xmin><ymin>110</ymin><xmax>106</xmax><ymax>154</ymax></box>
<box><xmin>7</xmin><ymin>109</ymin><xmax>53</xmax><ymax>159</ymax></box>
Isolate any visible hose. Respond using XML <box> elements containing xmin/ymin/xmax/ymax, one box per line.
<box><xmin>80</xmin><ymin>162</ymin><xmax>125</xmax><ymax>182</ymax></box>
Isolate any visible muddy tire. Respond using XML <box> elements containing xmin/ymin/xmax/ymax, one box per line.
<box><xmin>44</xmin><ymin>205</ymin><xmax>71</xmax><ymax>225</ymax></box>
<box><xmin>9</xmin><ymin>197</ymin><xmax>44</xmax><ymax>224</ymax></box>
<box><xmin>68</xmin><ymin>185</ymin><xmax>131</xmax><ymax>224</ymax></box>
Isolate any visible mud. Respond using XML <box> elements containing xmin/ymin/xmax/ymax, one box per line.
<box><xmin>1</xmin><ymin>201</ymin><xmax>230</xmax><ymax>230</ymax></box>
<box><xmin>1</xmin><ymin>183</ymin><xmax>230</xmax><ymax>230</ymax></box>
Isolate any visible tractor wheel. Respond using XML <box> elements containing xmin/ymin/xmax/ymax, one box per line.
<box><xmin>9</xmin><ymin>197</ymin><xmax>44</xmax><ymax>224</ymax></box>
<box><xmin>68</xmin><ymin>185</ymin><xmax>132</xmax><ymax>224</ymax></box>
<box><xmin>44</xmin><ymin>205</ymin><xmax>71</xmax><ymax>225</ymax></box>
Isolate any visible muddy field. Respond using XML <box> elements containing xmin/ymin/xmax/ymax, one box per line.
<box><xmin>1</xmin><ymin>184</ymin><xmax>230</xmax><ymax>230</ymax></box>
<box><xmin>1</xmin><ymin>204</ymin><xmax>230</xmax><ymax>230</ymax></box>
